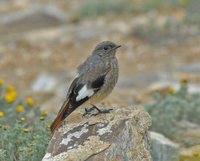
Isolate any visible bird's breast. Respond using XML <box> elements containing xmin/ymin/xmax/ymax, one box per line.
<box><xmin>88</xmin><ymin>58</ymin><xmax>119</xmax><ymax>104</ymax></box>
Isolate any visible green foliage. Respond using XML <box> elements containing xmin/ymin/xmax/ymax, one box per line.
<box><xmin>144</xmin><ymin>82</ymin><xmax>200</xmax><ymax>139</ymax></box>
<box><xmin>79</xmin><ymin>0</ymin><xmax>184</xmax><ymax>17</ymax></box>
<box><xmin>0</xmin><ymin>83</ymin><xmax>52</xmax><ymax>161</ymax></box>
<box><xmin>185</xmin><ymin>0</ymin><xmax>200</xmax><ymax>25</ymax></box>
<box><xmin>141</xmin><ymin>0</ymin><xmax>182</xmax><ymax>11</ymax></box>
<box><xmin>79</xmin><ymin>0</ymin><xmax>134</xmax><ymax>16</ymax></box>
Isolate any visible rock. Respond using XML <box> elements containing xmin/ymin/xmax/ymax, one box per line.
<box><xmin>75</xmin><ymin>24</ymin><xmax>108</xmax><ymax>41</ymax></box>
<box><xmin>43</xmin><ymin>107</ymin><xmax>152</xmax><ymax>161</ymax></box>
<box><xmin>150</xmin><ymin>131</ymin><xmax>180</xmax><ymax>161</ymax></box>
<box><xmin>148</xmin><ymin>80</ymin><xmax>200</xmax><ymax>95</ymax></box>
<box><xmin>31</xmin><ymin>73</ymin><xmax>58</xmax><ymax>92</ymax></box>
<box><xmin>0</xmin><ymin>5</ymin><xmax>64</xmax><ymax>34</ymax></box>
<box><xmin>180</xmin><ymin>145</ymin><xmax>200</xmax><ymax>161</ymax></box>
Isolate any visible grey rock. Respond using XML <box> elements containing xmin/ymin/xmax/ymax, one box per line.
<box><xmin>173</xmin><ymin>63</ymin><xmax>200</xmax><ymax>73</ymax></box>
<box><xmin>118</xmin><ymin>71</ymin><xmax>171</xmax><ymax>88</ymax></box>
<box><xmin>119</xmin><ymin>63</ymin><xmax>200</xmax><ymax>89</ymax></box>
<box><xmin>0</xmin><ymin>5</ymin><xmax>64</xmax><ymax>34</ymax></box>
<box><xmin>32</xmin><ymin>73</ymin><xmax>58</xmax><ymax>92</ymax></box>
<box><xmin>75</xmin><ymin>24</ymin><xmax>109</xmax><ymax>41</ymax></box>
<box><xmin>43</xmin><ymin>107</ymin><xmax>152</xmax><ymax>161</ymax></box>
<box><xmin>150</xmin><ymin>131</ymin><xmax>179</xmax><ymax>161</ymax></box>
<box><xmin>149</xmin><ymin>81</ymin><xmax>200</xmax><ymax>94</ymax></box>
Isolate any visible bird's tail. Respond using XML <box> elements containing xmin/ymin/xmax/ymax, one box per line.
<box><xmin>50</xmin><ymin>99</ymin><xmax>70</xmax><ymax>135</ymax></box>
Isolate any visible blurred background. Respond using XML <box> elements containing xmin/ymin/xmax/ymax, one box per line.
<box><xmin>0</xmin><ymin>0</ymin><xmax>200</xmax><ymax>107</ymax></box>
<box><xmin>0</xmin><ymin>0</ymin><xmax>200</xmax><ymax>160</ymax></box>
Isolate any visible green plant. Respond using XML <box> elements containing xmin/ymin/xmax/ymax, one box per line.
<box><xmin>79</xmin><ymin>0</ymin><xmax>134</xmax><ymax>16</ymax></box>
<box><xmin>0</xmin><ymin>80</ymin><xmax>52</xmax><ymax>161</ymax></box>
<box><xmin>79</xmin><ymin>0</ymin><xmax>185</xmax><ymax>17</ymax></box>
<box><xmin>141</xmin><ymin>0</ymin><xmax>182</xmax><ymax>11</ymax></box>
<box><xmin>184</xmin><ymin>0</ymin><xmax>200</xmax><ymax>25</ymax></box>
<box><xmin>144</xmin><ymin>80</ymin><xmax>200</xmax><ymax>139</ymax></box>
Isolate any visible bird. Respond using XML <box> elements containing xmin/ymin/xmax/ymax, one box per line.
<box><xmin>50</xmin><ymin>41</ymin><xmax>121</xmax><ymax>135</ymax></box>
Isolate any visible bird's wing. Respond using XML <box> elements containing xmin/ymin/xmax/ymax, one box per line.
<box><xmin>50</xmin><ymin>62</ymin><xmax>110</xmax><ymax>134</ymax></box>
<box><xmin>65</xmin><ymin>60</ymin><xmax>109</xmax><ymax>107</ymax></box>
<box><xmin>74</xmin><ymin>56</ymin><xmax>111</xmax><ymax>102</ymax></box>
<box><xmin>69</xmin><ymin>64</ymin><xmax>110</xmax><ymax>107</ymax></box>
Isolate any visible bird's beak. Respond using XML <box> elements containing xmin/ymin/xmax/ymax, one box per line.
<box><xmin>114</xmin><ymin>45</ymin><xmax>121</xmax><ymax>49</ymax></box>
<box><xmin>112</xmin><ymin>45</ymin><xmax>121</xmax><ymax>50</ymax></box>
<box><xmin>107</xmin><ymin>45</ymin><xmax>121</xmax><ymax>53</ymax></box>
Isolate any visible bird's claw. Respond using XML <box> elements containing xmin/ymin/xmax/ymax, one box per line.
<box><xmin>83</xmin><ymin>106</ymin><xmax>113</xmax><ymax>116</ymax></box>
<box><xmin>83</xmin><ymin>107</ymin><xmax>96</xmax><ymax>116</ymax></box>
<box><xmin>90</xmin><ymin>108</ymin><xmax>113</xmax><ymax>116</ymax></box>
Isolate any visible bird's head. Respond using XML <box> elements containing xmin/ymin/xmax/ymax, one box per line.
<box><xmin>92</xmin><ymin>41</ymin><xmax>121</xmax><ymax>59</ymax></box>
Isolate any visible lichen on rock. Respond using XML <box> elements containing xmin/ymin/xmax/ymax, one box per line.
<box><xmin>43</xmin><ymin>107</ymin><xmax>152</xmax><ymax>161</ymax></box>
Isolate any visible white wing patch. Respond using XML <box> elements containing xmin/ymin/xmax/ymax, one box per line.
<box><xmin>76</xmin><ymin>85</ymin><xmax>94</xmax><ymax>101</ymax></box>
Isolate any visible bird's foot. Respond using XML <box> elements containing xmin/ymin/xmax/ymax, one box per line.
<box><xmin>91</xmin><ymin>105</ymin><xmax>113</xmax><ymax>116</ymax></box>
<box><xmin>83</xmin><ymin>105</ymin><xmax>113</xmax><ymax>116</ymax></box>
<box><xmin>91</xmin><ymin>108</ymin><xmax>113</xmax><ymax>116</ymax></box>
<box><xmin>83</xmin><ymin>107</ymin><xmax>96</xmax><ymax>116</ymax></box>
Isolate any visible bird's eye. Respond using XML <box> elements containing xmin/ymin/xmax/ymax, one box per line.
<box><xmin>103</xmin><ymin>46</ymin><xmax>109</xmax><ymax>50</ymax></box>
<box><xmin>103</xmin><ymin>46</ymin><xmax>108</xmax><ymax>50</ymax></box>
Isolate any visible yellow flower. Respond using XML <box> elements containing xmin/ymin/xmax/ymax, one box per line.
<box><xmin>4</xmin><ymin>85</ymin><xmax>17</xmax><ymax>103</ymax></box>
<box><xmin>4</xmin><ymin>91</ymin><xmax>17</xmax><ymax>103</ymax></box>
<box><xmin>6</xmin><ymin>85</ymin><xmax>15</xmax><ymax>93</ymax></box>
<box><xmin>0</xmin><ymin>79</ymin><xmax>3</xmax><ymax>86</ymax></box>
<box><xmin>26</xmin><ymin>97</ymin><xmax>34</xmax><ymax>106</ymax></box>
<box><xmin>40</xmin><ymin>116</ymin><xmax>45</xmax><ymax>121</ymax></box>
<box><xmin>0</xmin><ymin>111</ymin><xmax>5</xmax><ymax>117</ymax></box>
<box><xmin>20</xmin><ymin>117</ymin><xmax>26</xmax><ymax>122</ymax></box>
<box><xmin>180</xmin><ymin>78</ymin><xmax>189</xmax><ymax>85</ymax></box>
<box><xmin>23</xmin><ymin>128</ymin><xmax>29</xmax><ymax>133</ymax></box>
<box><xmin>167</xmin><ymin>86</ymin><xmax>175</xmax><ymax>94</ymax></box>
<box><xmin>47</xmin><ymin>124</ymin><xmax>50</xmax><ymax>129</ymax></box>
<box><xmin>16</xmin><ymin>105</ymin><xmax>24</xmax><ymax>113</ymax></box>
<box><xmin>41</xmin><ymin>111</ymin><xmax>48</xmax><ymax>117</ymax></box>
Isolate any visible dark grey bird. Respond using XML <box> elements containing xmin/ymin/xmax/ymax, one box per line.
<box><xmin>50</xmin><ymin>41</ymin><xmax>121</xmax><ymax>134</ymax></box>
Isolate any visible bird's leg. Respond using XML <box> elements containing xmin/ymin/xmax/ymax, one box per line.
<box><xmin>83</xmin><ymin>106</ymin><xmax>96</xmax><ymax>116</ymax></box>
<box><xmin>91</xmin><ymin>105</ymin><xmax>113</xmax><ymax>116</ymax></box>
<box><xmin>83</xmin><ymin>105</ymin><xmax>113</xmax><ymax>116</ymax></box>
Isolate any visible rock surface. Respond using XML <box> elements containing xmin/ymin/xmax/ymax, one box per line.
<box><xmin>43</xmin><ymin>107</ymin><xmax>152</xmax><ymax>161</ymax></box>
<box><xmin>150</xmin><ymin>131</ymin><xmax>180</xmax><ymax>161</ymax></box>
